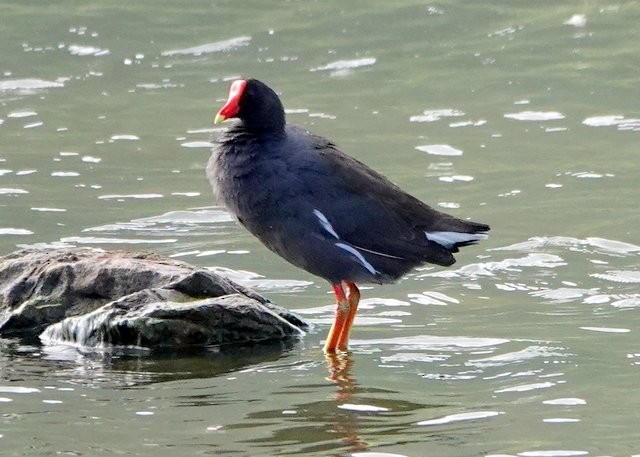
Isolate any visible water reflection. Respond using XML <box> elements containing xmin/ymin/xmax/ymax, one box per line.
<box><xmin>230</xmin><ymin>351</ymin><xmax>431</xmax><ymax>456</ymax></box>
<box><xmin>36</xmin><ymin>339</ymin><xmax>303</xmax><ymax>387</ymax></box>
<box><xmin>324</xmin><ymin>352</ymin><xmax>368</xmax><ymax>453</ymax></box>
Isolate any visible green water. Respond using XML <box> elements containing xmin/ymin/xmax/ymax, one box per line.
<box><xmin>1</xmin><ymin>1</ymin><xmax>639</xmax><ymax>456</ymax></box>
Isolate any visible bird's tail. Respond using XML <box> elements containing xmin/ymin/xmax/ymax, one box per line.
<box><xmin>425</xmin><ymin>220</ymin><xmax>490</xmax><ymax>252</ymax></box>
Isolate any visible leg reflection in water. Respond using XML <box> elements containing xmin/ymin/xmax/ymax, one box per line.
<box><xmin>325</xmin><ymin>351</ymin><xmax>368</xmax><ymax>453</ymax></box>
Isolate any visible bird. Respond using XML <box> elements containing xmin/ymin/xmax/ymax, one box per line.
<box><xmin>208</xmin><ymin>78</ymin><xmax>490</xmax><ymax>353</ymax></box>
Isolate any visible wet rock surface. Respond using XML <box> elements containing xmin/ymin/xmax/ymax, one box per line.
<box><xmin>0</xmin><ymin>248</ymin><xmax>308</xmax><ymax>348</ymax></box>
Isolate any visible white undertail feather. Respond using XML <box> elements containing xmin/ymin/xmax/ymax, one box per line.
<box><xmin>426</xmin><ymin>231</ymin><xmax>488</xmax><ymax>249</ymax></box>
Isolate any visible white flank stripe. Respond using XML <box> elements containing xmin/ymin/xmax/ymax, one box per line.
<box><xmin>313</xmin><ymin>209</ymin><xmax>339</xmax><ymax>239</ymax></box>
<box><xmin>352</xmin><ymin>244</ymin><xmax>405</xmax><ymax>260</ymax></box>
<box><xmin>426</xmin><ymin>231</ymin><xmax>488</xmax><ymax>248</ymax></box>
<box><xmin>335</xmin><ymin>243</ymin><xmax>378</xmax><ymax>275</ymax></box>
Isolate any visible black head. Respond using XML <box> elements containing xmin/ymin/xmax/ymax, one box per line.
<box><xmin>215</xmin><ymin>78</ymin><xmax>285</xmax><ymax>135</ymax></box>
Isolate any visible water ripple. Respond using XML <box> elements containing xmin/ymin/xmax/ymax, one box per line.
<box><xmin>162</xmin><ymin>36</ymin><xmax>251</xmax><ymax>57</ymax></box>
<box><xmin>310</xmin><ymin>57</ymin><xmax>376</xmax><ymax>76</ymax></box>
<box><xmin>415</xmin><ymin>144</ymin><xmax>463</xmax><ymax>156</ymax></box>
<box><xmin>352</xmin><ymin>453</ymin><xmax>408</xmax><ymax>457</ymax></box>
<box><xmin>591</xmin><ymin>269</ymin><xmax>640</xmax><ymax>283</ymax></box>
<box><xmin>504</xmin><ymin>111</ymin><xmax>565</xmax><ymax>121</ymax></box>
<box><xmin>67</xmin><ymin>44</ymin><xmax>110</xmax><ymax>56</ymax></box>
<box><xmin>0</xmin><ymin>188</ymin><xmax>29</xmax><ymax>195</ymax></box>
<box><xmin>420</xmin><ymin>253</ymin><xmax>565</xmax><ymax>279</ymax></box>
<box><xmin>579</xmin><ymin>326</ymin><xmax>630</xmax><ymax>334</ymax></box>
<box><xmin>381</xmin><ymin>353</ymin><xmax>450</xmax><ymax>363</ymax></box>
<box><xmin>0</xmin><ymin>386</ymin><xmax>40</xmax><ymax>394</ymax></box>
<box><xmin>85</xmin><ymin>209</ymin><xmax>233</xmax><ymax>235</ymax></box>
<box><xmin>408</xmin><ymin>291</ymin><xmax>459</xmax><ymax>306</ymax></box>
<box><xmin>449</xmin><ymin>119</ymin><xmax>486</xmax><ymax>128</ymax></box>
<box><xmin>542</xmin><ymin>417</ymin><xmax>580</xmax><ymax>423</ymax></box>
<box><xmin>337</xmin><ymin>403</ymin><xmax>389</xmax><ymax>412</ymax></box>
<box><xmin>60</xmin><ymin>236</ymin><xmax>177</xmax><ymax>245</ymax></box>
<box><xmin>583</xmin><ymin>115</ymin><xmax>640</xmax><ymax>131</ymax></box>
<box><xmin>181</xmin><ymin>141</ymin><xmax>214</xmax><ymax>148</ymax></box>
<box><xmin>583</xmin><ymin>293</ymin><xmax>640</xmax><ymax>308</ymax></box>
<box><xmin>110</xmin><ymin>134</ymin><xmax>140</xmax><ymax>141</ymax></box>
<box><xmin>206</xmin><ymin>266</ymin><xmax>312</xmax><ymax>292</ymax></box>
<box><xmin>410</xmin><ymin>108</ymin><xmax>464</xmax><ymax>123</ymax></box>
<box><xmin>351</xmin><ymin>334</ymin><xmax>510</xmax><ymax>350</ymax></box>
<box><xmin>530</xmin><ymin>288</ymin><xmax>595</xmax><ymax>303</ymax></box>
<box><xmin>359</xmin><ymin>297</ymin><xmax>411</xmax><ymax>308</ymax></box>
<box><xmin>31</xmin><ymin>207</ymin><xmax>67</xmax><ymax>212</ymax></box>
<box><xmin>564</xmin><ymin>14</ymin><xmax>587</xmax><ymax>27</ymax></box>
<box><xmin>0</xmin><ymin>78</ymin><xmax>64</xmax><ymax>91</ymax></box>
<box><xmin>542</xmin><ymin>398</ymin><xmax>586</xmax><ymax>406</ymax></box>
<box><xmin>517</xmin><ymin>451</ymin><xmax>588</xmax><ymax>457</ymax></box>
<box><xmin>495</xmin><ymin>381</ymin><xmax>555</xmax><ymax>393</ymax></box>
<box><xmin>417</xmin><ymin>410</ymin><xmax>503</xmax><ymax>426</ymax></box>
<box><xmin>493</xmin><ymin>236</ymin><xmax>640</xmax><ymax>256</ymax></box>
<box><xmin>98</xmin><ymin>193</ymin><xmax>163</xmax><ymax>199</ymax></box>
<box><xmin>469</xmin><ymin>346</ymin><xmax>566</xmax><ymax>368</ymax></box>
<box><xmin>8</xmin><ymin>110</ymin><xmax>37</xmax><ymax>118</ymax></box>
<box><xmin>439</xmin><ymin>175</ymin><xmax>474</xmax><ymax>183</ymax></box>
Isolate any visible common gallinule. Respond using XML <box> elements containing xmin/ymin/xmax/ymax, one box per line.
<box><xmin>208</xmin><ymin>78</ymin><xmax>489</xmax><ymax>353</ymax></box>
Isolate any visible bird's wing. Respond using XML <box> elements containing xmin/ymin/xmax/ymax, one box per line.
<box><xmin>295</xmin><ymin>136</ymin><xmax>489</xmax><ymax>267</ymax></box>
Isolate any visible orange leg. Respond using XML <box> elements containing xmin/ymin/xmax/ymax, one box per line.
<box><xmin>323</xmin><ymin>283</ymin><xmax>349</xmax><ymax>353</ymax></box>
<box><xmin>323</xmin><ymin>281</ymin><xmax>360</xmax><ymax>353</ymax></box>
<box><xmin>336</xmin><ymin>281</ymin><xmax>360</xmax><ymax>351</ymax></box>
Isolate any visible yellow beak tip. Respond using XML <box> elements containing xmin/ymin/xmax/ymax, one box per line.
<box><xmin>214</xmin><ymin>113</ymin><xmax>226</xmax><ymax>125</ymax></box>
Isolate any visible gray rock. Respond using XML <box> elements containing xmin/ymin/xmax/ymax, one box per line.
<box><xmin>0</xmin><ymin>248</ymin><xmax>308</xmax><ymax>348</ymax></box>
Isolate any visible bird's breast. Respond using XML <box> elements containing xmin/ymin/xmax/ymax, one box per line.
<box><xmin>208</xmin><ymin>143</ymin><xmax>286</xmax><ymax>220</ymax></box>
